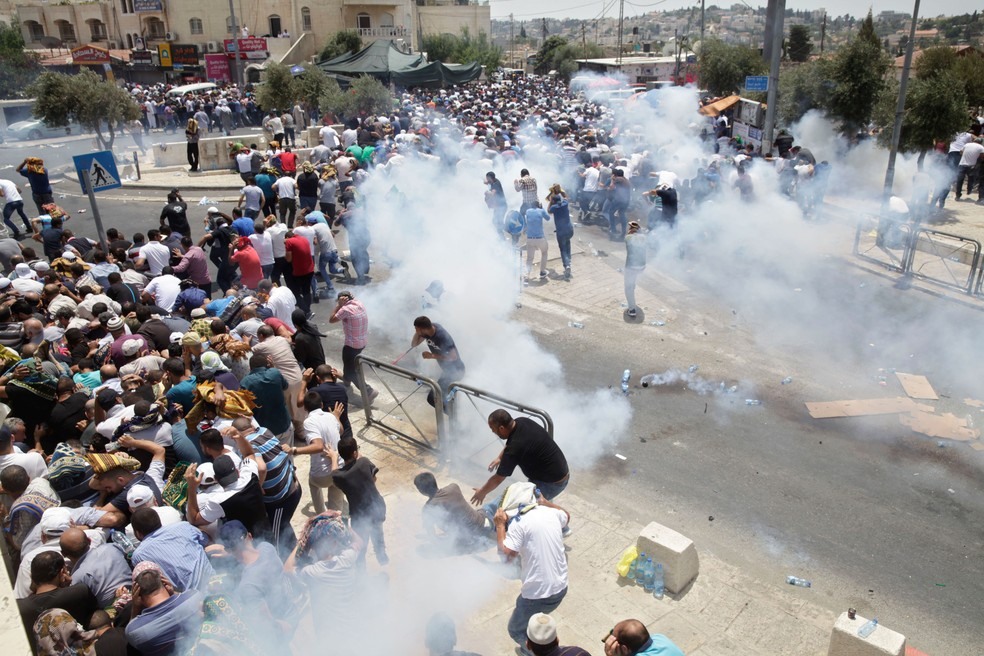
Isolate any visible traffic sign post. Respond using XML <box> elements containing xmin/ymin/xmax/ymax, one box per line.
<box><xmin>73</xmin><ymin>150</ymin><xmax>121</xmax><ymax>252</ymax></box>
<box><xmin>745</xmin><ymin>75</ymin><xmax>769</xmax><ymax>92</ymax></box>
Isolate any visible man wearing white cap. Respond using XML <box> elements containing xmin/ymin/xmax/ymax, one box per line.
<box><xmin>11</xmin><ymin>262</ymin><xmax>42</xmax><ymax>294</ymax></box>
<box><xmin>526</xmin><ymin>613</ymin><xmax>591</xmax><ymax>656</ymax></box>
<box><xmin>13</xmin><ymin>506</ymin><xmax>72</xmax><ymax>597</ymax></box>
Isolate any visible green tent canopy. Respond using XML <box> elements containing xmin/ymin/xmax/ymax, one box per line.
<box><xmin>317</xmin><ymin>40</ymin><xmax>481</xmax><ymax>88</ymax></box>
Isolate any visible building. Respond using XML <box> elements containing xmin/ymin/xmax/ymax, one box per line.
<box><xmin>576</xmin><ymin>55</ymin><xmax>691</xmax><ymax>85</ymax></box>
<box><xmin>892</xmin><ymin>44</ymin><xmax>981</xmax><ymax>80</ymax></box>
<box><xmin>14</xmin><ymin>0</ymin><xmax>489</xmax><ymax>82</ymax></box>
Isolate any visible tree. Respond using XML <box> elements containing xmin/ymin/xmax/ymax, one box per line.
<box><xmin>874</xmin><ymin>72</ymin><xmax>967</xmax><ymax>157</ymax></box>
<box><xmin>28</xmin><ymin>69</ymin><xmax>139</xmax><ymax>150</ymax></box>
<box><xmin>421</xmin><ymin>33</ymin><xmax>458</xmax><ymax>64</ymax></box>
<box><xmin>777</xmin><ymin>58</ymin><xmax>835</xmax><ymax>125</ymax></box>
<box><xmin>857</xmin><ymin>10</ymin><xmax>880</xmax><ymax>48</ymax></box>
<box><xmin>294</xmin><ymin>64</ymin><xmax>331</xmax><ymax>112</ymax></box>
<box><xmin>319</xmin><ymin>30</ymin><xmax>362</xmax><ymax>63</ymax></box>
<box><xmin>255</xmin><ymin>62</ymin><xmax>297</xmax><ymax>112</ymax></box>
<box><xmin>320</xmin><ymin>75</ymin><xmax>392</xmax><ymax>119</ymax></box>
<box><xmin>698</xmin><ymin>39</ymin><xmax>767</xmax><ymax>96</ymax></box>
<box><xmin>953</xmin><ymin>53</ymin><xmax>984</xmax><ymax>107</ymax></box>
<box><xmin>915</xmin><ymin>46</ymin><xmax>957</xmax><ymax>79</ymax></box>
<box><xmin>534</xmin><ymin>35</ymin><xmax>601</xmax><ymax>79</ymax></box>
<box><xmin>826</xmin><ymin>29</ymin><xmax>890</xmax><ymax>135</ymax></box>
<box><xmin>0</xmin><ymin>22</ymin><xmax>40</xmax><ymax>99</ymax></box>
<box><xmin>788</xmin><ymin>24</ymin><xmax>813</xmax><ymax>62</ymax></box>
<box><xmin>453</xmin><ymin>28</ymin><xmax>501</xmax><ymax>73</ymax></box>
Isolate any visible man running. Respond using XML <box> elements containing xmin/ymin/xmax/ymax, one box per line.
<box><xmin>411</xmin><ymin>316</ymin><xmax>464</xmax><ymax>411</ymax></box>
<box><xmin>329</xmin><ymin>291</ymin><xmax>377</xmax><ymax>404</ymax></box>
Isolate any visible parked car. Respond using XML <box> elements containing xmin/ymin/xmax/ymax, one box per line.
<box><xmin>5</xmin><ymin>119</ymin><xmax>85</xmax><ymax>141</ymax></box>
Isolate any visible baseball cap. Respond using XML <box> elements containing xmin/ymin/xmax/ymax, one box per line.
<box><xmin>190</xmin><ymin>308</ymin><xmax>207</xmax><ymax>319</ymax></box>
<box><xmin>213</xmin><ymin>454</ymin><xmax>238</xmax><ymax>487</ymax></box>
<box><xmin>526</xmin><ymin>613</ymin><xmax>557</xmax><ymax>645</ymax></box>
<box><xmin>169</xmin><ymin>331</ymin><xmax>184</xmax><ymax>344</ymax></box>
<box><xmin>197</xmin><ymin>462</ymin><xmax>218</xmax><ymax>487</ymax></box>
<box><xmin>96</xmin><ymin>387</ymin><xmax>120</xmax><ymax>410</ymax></box>
<box><xmin>207</xmin><ymin>207</ymin><xmax>220</xmax><ymax>214</ymax></box>
<box><xmin>218</xmin><ymin>519</ymin><xmax>249</xmax><ymax>547</ymax></box>
<box><xmin>14</xmin><ymin>263</ymin><xmax>36</xmax><ymax>279</ymax></box>
<box><xmin>39</xmin><ymin>507</ymin><xmax>72</xmax><ymax>537</ymax></box>
<box><xmin>106</xmin><ymin>316</ymin><xmax>124</xmax><ymax>331</ymax></box>
<box><xmin>126</xmin><ymin>484</ymin><xmax>154</xmax><ymax>511</ymax></box>
<box><xmin>61</xmin><ymin>251</ymin><xmax>78</xmax><ymax>260</ymax></box>
<box><xmin>32</xmin><ymin>261</ymin><xmax>50</xmax><ymax>273</ymax></box>
<box><xmin>121</xmin><ymin>338</ymin><xmax>143</xmax><ymax>357</ymax></box>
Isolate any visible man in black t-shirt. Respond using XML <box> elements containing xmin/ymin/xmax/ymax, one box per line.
<box><xmin>160</xmin><ymin>191</ymin><xmax>191</xmax><ymax>236</ymax></box>
<box><xmin>301</xmin><ymin>364</ymin><xmax>352</xmax><ymax>438</ymax></box>
<box><xmin>411</xmin><ymin>315</ymin><xmax>465</xmax><ymax>410</ymax></box>
<box><xmin>470</xmin><ymin>409</ymin><xmax>570</xmax><ymax>506</ymax></box>
<box><xmin>18</xmin><ymin>551</ymin><xmax>99</xmax><ymax>633</ymax></box>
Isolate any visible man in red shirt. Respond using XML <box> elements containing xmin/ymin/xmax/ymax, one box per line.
<box><xmin>230</xmin><ymin>237</ymin><xmax>263</xmax><ymax>290</ymax></box>
<box><xmin>279</xmin><ymin>146</ymin><xmax>297</xmax><ymax>176</ymax></box>
<box><xmin>284</xmin><ymin>229</ymin><xmax>314</xmax><ymax>314</ymax></box>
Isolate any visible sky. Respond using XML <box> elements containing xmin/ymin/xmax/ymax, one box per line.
<box><xmin>489</xmin><ymin>0</ymin><xmax>973</xmax><ymax>22</ymax></box>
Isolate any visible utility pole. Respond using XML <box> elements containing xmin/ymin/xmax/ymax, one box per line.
<box><xmin>820</xmin><ymin>12</ymin><xmax>826</xmax><ymax>54</ymax></box>
<box><xmin>582</xmin><ymin>22</ymin><xmax>587</xmax><ymax>61</ymax></box>
<box><xmin>762</xmin><ymin>0</ymin><xmax>785</xmax><ymax>156</ymax></box>
<box><xmin>227</xmin><ymin>0</ymin><xmax>243</xmax><ymax>88</ymax></box>
<box><xmin>617</xmin><ymin>0</ymin><xmax>625</xmax><ymax>64</ymax></box>
<box><xmin>700</xmin><ymin>0</ymin><xmax>705</xmax><ymax>45</ymax></box>
<box><xmin>884</xmin><ymin>0</ymin><xmax>920</xmax><ymax>204</ymax></box>
<box><xmin>510</xmin><ymin>13</ymin><xmax>515</xmax><ymax>69</ymax></box>
<box><xmin>674</xmin><ymin>28</ymin><xmax>680</xmax><ymax>79</ymax></box>
<box><xmin>542</xmin><ymin>17</ymin><xmax>547</xmax><ymax>45</ymax></box>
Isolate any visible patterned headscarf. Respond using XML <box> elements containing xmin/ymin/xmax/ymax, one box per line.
<box><xmin>113</xmin><ymin>404</ymin><xmax>166</xmax><ymax>440</ymax></box>
<box><xmin>33</xmin><ymin>609</ymin><xmax>98</xmax><ymax>656</ymax></box>
<box><xmin>86</xmin><ymin>452</ymin><xmax>142</xmax><ymax>475</ymax></box>
<box><xmin>48</xmin><ymin>442</ymin><xmax>92</xmax><ymax>492</ymax></box>
<box><xmin>25</xmin><ymin>157</ymin><xmax>46</xmax><ymax>175</ymax></box>
<box><xmin>296</xmin><ymin>510</ymin><xmax>352</xmax><ymax>562</ymax></box>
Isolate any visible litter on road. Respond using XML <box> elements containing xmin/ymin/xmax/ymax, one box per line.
<box><xmin>894</xmin><ymin>372</ymin><xmax>939</xmax><ymax>400</ymax></box>
<box><xmin>615</xmin><ymin>453</ymin><xmax>627</xmax><ymax>460</ymax></box>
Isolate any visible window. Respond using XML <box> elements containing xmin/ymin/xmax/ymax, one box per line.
<box><xmin>145</xmin><ymin>17</ymin><xmax>165</xmax><ymax>39</ymax></box>
<box><xmin>55</xmin><ymin>20</ymin><xmax>76</xmax><ymax>43</ymax></box>
<box><xmin>379</xmin><ymin>12</ymin><xmax>394</xmax><ymax>27</ymax></box>
<box><xmin>189</xmin><ymin>18</ymin><xmax>203</xmax><ymax>35</ymax></box>
<box><xmin>24</xmin><ymin>21</ymin><xmax>45</xmax><ymax>42</ymax></box>
<box><xmin>268</xmin><ymin>15</ymin><xmax>281</xmax><ymax>36</ymax></box>
<box><xmin>357</xmin><ymin>13</ymin><xmax>371</xmax><ymax>30</ymax></box>
<box><xmin>126</xmin><ymin>33</ymin><xmax>133</xmax><ymax>49</ymax></box>
<box><xmin>301</xmin><ymin>7</ymin><xmax>312</xmax><ymax>32</ymax></box>
<box><xmin>120</xmin><ymin>0</ymin><xmax>130</xmax><ymax>14</ymax></box>
<box><xmin>87</xmin><ymin>19</ymin><xmax>107</xmax><ymax>41</ymax></box>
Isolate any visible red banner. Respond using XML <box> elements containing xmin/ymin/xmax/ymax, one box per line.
<box><xmin>205</xmin><ymin>53</ymin><xmax>231</xmax><ymax>82</ymax></box>
<box><xmin>222</xmin><ymin>37</ymin><xmax>268</xmax><ymax>59</ymax></box>
<box><xmin>72</xmin><ymin>44</ymin><xmax>110</xmax><ymax>65</ymax></box>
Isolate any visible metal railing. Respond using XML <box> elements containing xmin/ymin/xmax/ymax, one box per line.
<box><xmin>355</xmin><ymin>354</ymin><xmax>446</xmax><ymax>450</ymax></box>
<box><xmin>853</xmin><ymin>214</ymin><xmax>910</xmax><ymax>273</ymax></box>
<box><xmin>357</xmin><ymin>26</ymin><xmax>408</xmax><ymax>38</ymax></box>
<box><xmin>446</xmin><ymin>382</ymin><xmax>554</xmax><ymax>437</ymax></box>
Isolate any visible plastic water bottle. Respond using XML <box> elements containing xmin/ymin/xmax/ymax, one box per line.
<box><xmin>111</xmin><ymin>530</ymin><xmax>137</xmax><ymax>558</ymax></box>
<box><xmin>626</xmin><ymin>554</ymin><xmax>639</xmax><ymax>581</ymax></box>
<box><xmin>781</xmin><ymin>376</ymin><xmax>793</xmax><ymax>385</ymax></box>
<box><xmin>786</xmin><ymin>576</ymin><xmax>811</xmax><ymax>588</ymax></box>
<box><xmin>857</xmin><ymin>618</ymin><xmax>878</xmax><ymax>638</ymax></box>
<box><xmin>633</xmin><ymin>552</ymin><xmax>647</xmax><ymax>585</ymax></box>
<box><xmin>642</xmin><ymin>558</ymin><xmax>655</xmax><ymax>592</ymax></box>
<box><xmin>745</xmin><ymin>399</ymin><xmax>762</xmax><ymax>406</ymax></box>
<box><xmin>640</xmin><ymin>374</ymin><xmax>655</xmax><ymax>388</ymax></box>
<box><xmin>568</xmin><ymin>321</ymin><xmax>584</xmax><ymax>329</ymax></box>
<box><xmin>688</xmin><ymin>364</ymin><xmax>699</xmax><ymax>373</ymax></box>
<box><xmin>621</xmin><ymin>369</ymin><xmax>631</xmax><ymax>394</ymax></box>
<box><xmin>652</xmin><ymin>563</ymin><xmax>665</xmax><ymax>599</ymax></box>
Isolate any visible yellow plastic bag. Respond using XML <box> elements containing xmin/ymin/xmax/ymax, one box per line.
<box><xmin>616</xmin><ymin>545</ymin><xmax>639</xmax><ymax>578</ymax></box>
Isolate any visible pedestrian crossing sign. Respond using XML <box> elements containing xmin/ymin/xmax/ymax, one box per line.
<box><xmin>73</xmin><ymin>150</ymin><xmax>121</xmax><ymax>194</ymax></box>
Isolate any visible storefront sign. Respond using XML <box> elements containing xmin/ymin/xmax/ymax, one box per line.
<box><xmin>171</xmin><ymin>44</ymin><xmax>200</xmax><ymax>67</ymax></box>
<box><xmin>158</xmin><ymin>43</ymin><xmax>172</xmax><ymax>68</ymax></box>
<box><xmin>205</xmin><ymin>53</ymin><xmax>231</xmax><ymax>82</ymax></box>
<box><xmin>223</xmin><ymin>37</ymin><xmax>268</xmax><ymax>59</ymax></box>
<box><xmin>72</xmin><ymin>44</ymin><xmax>110</xmax><ymax>65</ymax></box>
<box><xmin>133</xmin><ymin>0</ymin><xmax>163</xmax><ymax>11</ymax></box>
<box><xmin>131</xmin><ymin>49</ymin><xmax>153</xmax><ymax>64</ymax></box>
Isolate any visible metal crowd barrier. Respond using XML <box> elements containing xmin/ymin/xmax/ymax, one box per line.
<box><xmin>854</xmin><ymin>216</ymin><xmax>984</xmax><ymax>296</ymax></box>
<box><xmin>446</xmin><ymin>382</ymin><xmax>554</xmax><ymax>438</ymax></box>
<box><xmin>355</xmin><ymin>354</ymin><xmax>446</xmax><ymax>450</ymax></box>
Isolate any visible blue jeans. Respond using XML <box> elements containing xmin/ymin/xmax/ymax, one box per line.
<box><xmin>3</xmin><ymin>201</ymin><xmax>30</xmax><ymax>235</ymax></box>
<box><xmin>316</xmin><ymin>252</ymin><xmax>335</xmax><ymax>294</ymax></box>
<box><xmin>608</xmin><ymin>201</ymin><xmax>628</xmax><ymax>237</ymax></box>
<box><xmin>556</xmin><ymin>233</ymin><xmax>572</xmax><ymax>269</ymax></box>
<box><xmin>507</xmin><ymin>587</ymin><xmax>567</xmax><ymax>646</ymax></box>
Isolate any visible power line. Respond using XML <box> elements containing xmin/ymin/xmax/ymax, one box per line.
<box><xmin>505</xmin><ymin>2</ymin><xmax>603</xmax><ymax>19</ymax></box>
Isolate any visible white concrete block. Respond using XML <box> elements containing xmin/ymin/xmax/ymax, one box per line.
<box><xmin>636</xmin><ymin>521</ymin><xmax>699</xmax><ymax>594</ymax></box>
<box><xmin>827</xmin><ymin>612</ymin><xmax>905</xmax><ymax>656</ymax></box>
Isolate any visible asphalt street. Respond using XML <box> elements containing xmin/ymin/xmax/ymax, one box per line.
<box><xmin>2</xmin><ymin>146</ymin><xmax>981</xmax><ymax>654</ymax></box>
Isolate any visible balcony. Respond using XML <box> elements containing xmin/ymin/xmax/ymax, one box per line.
<box><xmin>358</xmin><ymin>26</ymin><xmax>408</xmax><ymax>39</ymax></box>
<box><xmin>343</xmin><ymin>0</ymin><xmax>399</xmax><ymax>5</ymax></box>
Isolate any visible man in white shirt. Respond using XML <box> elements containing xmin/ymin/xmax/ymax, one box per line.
<box><xmin>264</xmin><ymin>112</ymin><xmax>284</xmax><ymax>144</ymax></box>
<box><xmin>265</xmin><ymin>217</ymin><xmax>289</xmax><ymax>286</ymax></box>
<box><xmin>273</xmin><ymin>175</ymin><xmax>297</xmax><ymax>226</ymax></box>
<box><xmin>0</xmin><ymin>178</ymin><xmax>31</xmax><ymax>237</ymax></box>
<box><xmin>495</xmin><ymin>495</ymin><xmax>571</xmax><ymax>649</ymax></box>
<box><xmin>256</xmin><ymin>279</ymin><xmax>296</xmax><ymax>329</ymax></box>
<box><xmin>0</xmin><ymin>421</ymin><xmax>48</xmax><ymax>479</ymax></box>
<box><xmin>141</xmin><ymin>267</ymin><xmax>182</xmax><ymax>312</ymax></box>
<box><xmin>135</xmin><ymin>230</ymin><xmax>171</xmax><ymax>275</ymax></box>
<box><xmin>341</xmin><ymin>126</ymin><xmax>358</xmax><ymax>149</ymax></box>
<box><xmin>320</xmin><ymin>125</ymin><xmax>341</xmax><ymax>150</ymax></box>
<box><xmin>291</xmin><ymin>393</ymin><xmax>344</xmax><ymax>514</ymax></box>
<box><xmin>956</xmin><ymin>137</ymin><xmax>984</xmax><ymax>202</ymax></box>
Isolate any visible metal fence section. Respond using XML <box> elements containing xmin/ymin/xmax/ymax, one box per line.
<box><xmin>355</xmin><ymin>355</ymin><xmax>446</xmax><ymax>451</ymax></box>
<box><xmin>853</xmin><ymin>215</ymin><xmax>911</xmax><ymax>273</ymax></box>
<box><xmin>446</xmin><ymin>382</ymin><xmax>554</xmax><ymax>438</ymax></box>
<box><xmin>904</xmin><ymin>228</ymin><xmax>981</xmax><ymax>295</ymax></box>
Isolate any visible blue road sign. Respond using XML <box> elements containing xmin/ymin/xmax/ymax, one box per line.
<box><xmin>73</xmin><ymin>151</ymin><xmax>121</xmax><ymax>194</ymax></box>
<box><xmin>745</xmin><ymin>75</ymin><xmax>769</xmax><ymax>92</ymax></box>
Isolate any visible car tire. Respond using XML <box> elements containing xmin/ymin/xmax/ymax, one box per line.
<box><xmin>28</xmin><ymin>129</ymin><xmax>41</xmax><ymax>140</ymax></box>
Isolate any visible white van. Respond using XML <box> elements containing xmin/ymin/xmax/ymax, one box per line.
<box><xmin>166</xmin><ymin>82</ymin><xmax>218</xmax><ymax>98</ymax></box>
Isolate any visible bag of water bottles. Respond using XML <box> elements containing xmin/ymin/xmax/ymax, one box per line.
<box><xmin>616</xmin><ymin>545</ymin><xmax>639</xmax><ymax>578</ymax></box>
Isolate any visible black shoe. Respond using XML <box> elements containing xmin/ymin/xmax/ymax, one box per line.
<box><xmin>627</xmin><ymin>308</ymin><xmax>638</xmax><ymax>318</ymax></box>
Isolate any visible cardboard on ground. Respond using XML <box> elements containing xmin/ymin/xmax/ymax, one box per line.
<box><xmin>964</xmin><ymin>398</ymin><xmax>984</xmax><ymax>409</ymax></box>
<box><xmin>806</xmin><ymin>397</ymin><xmax>935</xmax><ymax>419</ymax></box>
<box><xmin>899</xmin><ymin>411</ymin><xmax>980</xmax><ymax>441</ymax></box>
<box><xmin>894</xmin><ymin>372</ymin><xmax>939</xmax><ymax>400</ymax></box>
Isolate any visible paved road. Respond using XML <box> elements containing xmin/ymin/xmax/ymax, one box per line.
<box><xmin>13</xmin><ymin>177</ymin><xmax>984</xmax><ymax>654</ymax></box>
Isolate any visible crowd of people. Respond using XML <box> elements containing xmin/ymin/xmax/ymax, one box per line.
<box><xmin>0</xmin><ymin>70</ymin><xmax>890</xmax><ymax>656</ymax></box>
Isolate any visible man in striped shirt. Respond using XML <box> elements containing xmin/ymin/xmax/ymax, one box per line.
<box><xmin>329</xmin><ymin>291</ymin><xmax>377</xmax><ymax>405</ymax></box>
<box><xmin>228</xmin><ymin>417</ymin><xmax>301</xmax><ymax>556</ymax></box>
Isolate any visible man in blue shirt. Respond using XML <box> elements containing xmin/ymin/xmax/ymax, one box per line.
<box><xmin>130</xmin><ymin>508</ymin><xmax>215</xmax><ymax>592</ymax></box>
<box><xmin>523</xmin><ymin>202</ymin><xmax>550</xmax><ymax>281</ymax></box>
<box><xmin>241</xmin><ymin>353</ymin><xmax>292</xmax><ymax>442</ymax></box>
<box><xmin>125</xmin><ymin>562</ymin><xmax>204</xmax><ymax>656</ymax></box>
<box><xmin>547</xmin><ymin>194</ymin><xmax>574</xmax><ymax>280</ymax></box>
<box><xmin>603</xmin><ymin>619</ymin><xmax>683</xmax><ymax>656</ymax></box>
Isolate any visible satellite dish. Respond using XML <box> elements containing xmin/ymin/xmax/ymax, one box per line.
<box><xmin>40</xmin><ymin>36</ymin><xmax>63</xmax><ymax>49</ymax></box>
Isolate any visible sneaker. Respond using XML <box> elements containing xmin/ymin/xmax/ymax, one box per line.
<box><xmin>628</xmin><ymin>308</ymin><xmax>638</xmax><ymax>318</ymax></box>
<box><xmin>313</xmin><ymin>295</ymin><xmax>320</xmax><ymax>304</ymax></box>
<box><xmin>539</xmin><ymin>271</ymin><xmax>547</xmax><ymax>279</ymax></box>
<box><xmin>564</xmin><ymin>267</ymin><xmax>571</xmax><ymax>280</ymax></box>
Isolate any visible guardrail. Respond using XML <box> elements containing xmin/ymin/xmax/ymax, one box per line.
<box><xmin>446</xmin><ymin>382</ymin><xmax>554</xmax><ymax>437</ymax></box>
<box><xmin>355</xmin><ymin>354</ymin><xmax>446</xmax><ymax>450</ymax></box>
<box><xmin>854</xmin><ymin>215</ymin><xmax>984</xmax><ymax>297</ymax></box>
